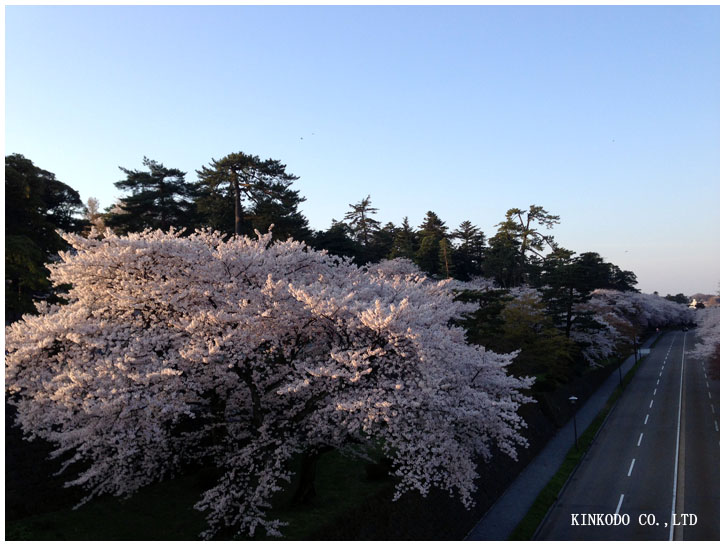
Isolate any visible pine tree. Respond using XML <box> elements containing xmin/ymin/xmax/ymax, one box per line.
<box><xmin>369</xmin><ymin>221</ymin><xmax>398</xmax><ymax>262</ymax></box>
<box><xmin>418</xmin><ymin>210</ymin><xmax>448</xmax><ymax>239</ymax></box>
<box><xmin>106</xmin><ymin>157</ymin><xmax>193</xmax><ymax>234</ymax></box>
<box><xmin>482</xmin><ymin>205</ymin><xmax>559</xmax><ymax>287</ymax></box>
<box><xmin>343</xmin><ymin>195</ymin><xmax>381</xmax><ymax>247</ymax></box>
<box><xmin>415</xmin><ymin>211</ymin><xmax>448</xmax><ymax>276</ymax></box>
<box><xmin>309</xmin><ymin>220</ymin><xmax>365</xmax><ymax>263</ymax></box>
<box><xmin>452</xmin><ymin>220</ymin><xmax>486</xmax><ymax>280</ymax></box>
<box><xmin>439</xmin><ymin>237</ymin><xmax>455</xmax><ymax>279</ymax></box>
<box><xmin>389</xmin><ymin>217</ymin><xmax>417</xmax><ymax>260</ymax></box>
<box><xmin>195</xmin><ymin>151</ymin><xmax>308</xmax><ymax>239</ymax></box>
<box><xmin>481</xmin><ymin>230</ymin><xmax>520</xmax><ymax>288</ymax></box>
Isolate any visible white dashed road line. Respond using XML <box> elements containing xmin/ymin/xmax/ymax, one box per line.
<box><xmin>615</xmin><ymin>494</ymin><xmax>624</xmax><ymax>515</ymax></box>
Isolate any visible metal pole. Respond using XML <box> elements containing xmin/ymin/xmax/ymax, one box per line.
<box><xmin>569</xmin><ymin>396</ymin><xmax>579</xmax><ymax>449</ymax></box>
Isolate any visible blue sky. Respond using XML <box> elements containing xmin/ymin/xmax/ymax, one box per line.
<box><xmin>5</xmin><ymin>5</ymin><xmax>719</xmax><ymax>296</ymax></box>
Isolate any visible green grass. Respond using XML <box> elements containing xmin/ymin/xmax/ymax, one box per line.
<box><xmin>5</xmin><ymin>471</ymin><xmax>209</xmax><ymax>540</ymax></box>
<box><xmin>507</xmin><ymin>334</ymin><xmax>659</xmax><ymax>540</ymax></box>
<box><xmin>5</xmin><ymin>449</ymin><xmax>392</xmax><ymax>541</ymax></box>
<box><xmin>262</xmin><ymin>449</ymin><xmax>393</xmax><ymax>540</ymax></box>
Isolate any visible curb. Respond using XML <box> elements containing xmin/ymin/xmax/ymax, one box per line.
<box><xmin>530</xmin><ymin>333</ymin><xmax>660</xmax><ymax>539</ymax></box>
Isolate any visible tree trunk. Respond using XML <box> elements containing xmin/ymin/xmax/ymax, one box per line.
<box><xmin>233</xmin><ymin>175</ymin><xmax>242</xmax><ymax>236</ymax></box>
<box><xmin>290</xmin><ymin>446</ymin><xmax>333</xmax><ymax>505</ymax></box>
<box><xmin>565</xmin><ymin>287</ymin><xmax>574</xmax><ymax>338</ymax></box>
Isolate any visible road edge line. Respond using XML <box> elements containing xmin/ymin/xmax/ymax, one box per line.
<box><xmin>525</xmin><ymin>333</ymin><xmax>663</xmax><ymax>540</ymax></box>
<box><xmin>669</xmin><ymin>332</ymin><xmax>686</xmax><ymax>541</ymax></box>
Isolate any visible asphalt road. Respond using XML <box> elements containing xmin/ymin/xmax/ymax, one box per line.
<box><xmin>536</xmin><ymin>329</ymin><xmax>720</xmax><ymax>540</ymax></box>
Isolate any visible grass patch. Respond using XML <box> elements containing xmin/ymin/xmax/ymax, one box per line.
<box><xmin>5</xmin><ymin>449</ymin><xmax>392</xmax><ymax>541</ymax></box>
<box><xmin>507</xmin><ymin>336</ymin><xmax>658</xmax><ymax>541</ymax></box>
<box><xmin>5</xmin><ymin>472</ymin><xmax>209</xmax><ymax>540</ymax></box>
<box><xmin>261</xmin><ymin>449</ymin><xmax>393</xmax><ymax>540</ymax></box>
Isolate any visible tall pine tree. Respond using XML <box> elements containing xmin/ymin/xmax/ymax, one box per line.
<box><xmin>452</xmin><ymin>220</ymin><xmax>486</xmax><ymax>280</ymax></box>
<box><xmin>195</xmin><ymin>151</ymin><xmax>309</xmax><ymax>240</ymax></box>
<box><xmin>415</xmin><ymin>211</ymin><xmax>449</xmax><ymax>276</ymax></box>
<box><xmin>343</xmin><ymin>195</ymin><xmax>381</xmax><ymax>247</ymax></box>
<box><xmin>389</xmin><ymin>217</ymin><xmax>417</xmax><ymax>260</ymax></box>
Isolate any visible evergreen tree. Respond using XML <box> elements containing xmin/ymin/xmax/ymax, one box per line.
<box><xmin>388</xmin><ymin>217</ymin><xmax>417</xmax><ymax>260</ymax></box>
<box><xmin>369</xmin><ymin>221</ymin><xmax>398</xmax><ymax>262</ymax></box>
<box><xmin>451</xmin><ymin>220</ymin><xmax>486</xmax><ymax>280</ymax></box>
<box><xmin>497</xmin><ymin>292</ymin><xmax>574</xmax><ymax>386</ymax></box>
<box><xmin>416</xmin><ymin>235</ymin><xmax>442</xmax><ymax>276</ymax></box>
<box><xmin>537</xmin><ymin>247</ymin><xmax>584</xmax><ymax>338</ymax></box>
<box><xmin>418</xmin><ymin>210</ymin><xmax>448</xmax><ymax>239</ymax></box>
<box><xmin>665</xmin><ymin>293</ymin><xmax>689</xmax><ymax>305</ymax></box>
<box><xmin>438</xmin><ymin>237</ymin><xmax>455</xmax><ymax>279</ymax></box>
<box><xmin>489</xmin><ymin>205</ymin><xmax>559</xmax><ymax>287</ymax></box>
<box><xmin>195</xmin><ymin>151</ymin><xmax>307</xmax><ymax>238</ymax></box>
<box><xmin>537</xmin><ymin>249</ymin><xmax>637</xmax><ymax>338</ymax></box>
<box><xmin>343</xmin><ymin>195</ymin><xmax>381</xmax><ymax>247</ymax></box>
<box><xmin>480</xmin><ymin>229</ymin><xmax>520</xmax><ymax>288</ymax></box>
<box><xmin>106</xmin><ymin>157</ymin><xmax>193</xmax><ymax>234</ymax></box>
<box><xmin>309</xmin><ymin>220</ymin><xmax>365</xmax><ymax>263</ymax></box>
<box><xmin>608</xmin><ymin>264</ymin><xmax>638</xmax><ymax>292</ymax></box>
<box><xmin>457</xmin><ymin>288</ymin><xmax>574</xmax><ymax>388</ymax></box>
<box><xmin>415</xmin><ymin>211</ymin><xmax>448</xmax><ymax>276</ymax></box>
<box><xmin>249</xmin><ymin>191</ymin><xmax>311</xmax><ymax>242</ymax></box>
<box><xmin>455</xmin><ymin>288</ymin><xmax>511</xmax><ymax>348</ymax></box>
<box><xmin>5</xmin><ymin>154</ymin><xmax>85</xmax><ymax>320</ymax></box>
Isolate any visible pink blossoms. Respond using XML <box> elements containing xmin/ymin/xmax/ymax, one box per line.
<box><xmin>5</xmin><ymin>229</ymin><xmax>533</xmax><ymax>538</ymax></box>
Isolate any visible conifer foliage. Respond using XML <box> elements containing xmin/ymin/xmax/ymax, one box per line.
<box><xmin>106</xmin><ymin>157</ymin><xmax>193</xmax><ymax>234</ymax></box>
<box><xmin>195</xmin><ymin>151</ymin><xmax>308</xmax><ymax>240</ymax></box>
<box><xmin>5</xmin><ymin>154</ymin><xmax>85</xmax><ymax>319</ymax></box>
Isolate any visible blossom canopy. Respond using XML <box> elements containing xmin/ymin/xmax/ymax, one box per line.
<box><xmin>6</xmin><ymin>228</ymin><xmax>534</xmax><ymax>538</ymax></box>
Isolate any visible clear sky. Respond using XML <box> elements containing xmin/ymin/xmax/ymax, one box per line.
<box><xmin>5</xmin><ymin>5</ymin><xmax>720</xmax><ymax>296</ymax></box>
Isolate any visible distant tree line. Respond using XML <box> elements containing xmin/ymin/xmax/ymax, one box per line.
<box><xmin>5</xmin><ymin>151</ymin><xmax>638</xmax><ymax>340</ymax></box>
<box><xmin>6</xmin><ymin>151</ymin><xmax>655</xmax><ymax>389</ymax></box>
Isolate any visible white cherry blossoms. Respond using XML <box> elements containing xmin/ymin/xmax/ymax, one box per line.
<box><xmin>6</xmin><ymin>228</ymin><xmax>533</xmax><ymax>538</ymax></box>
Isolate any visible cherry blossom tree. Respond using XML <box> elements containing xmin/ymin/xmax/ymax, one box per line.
<box><xmin>453</xmin><ymin>275</ymin><xmax>695</xmax><ymax>368</ymax></box>
<box><xmin>6</xmin><ymin>228</ymin><xmax>534</xmax><ymax>539</ymax></box>
<box><xmin>573</xmin><ymin>289</ymin><xmax>694</xmax><ymax>362</ymax></box>
<box><xmin>569</xmin><ymin>314</ymin><xmax>622</xmax><ymax>365</ymax></box>
<box><xmin>689</xmin><ymin>306</ymin><xmax>719</xmax><ymax>377</ymax></box>
<box><xmin>585</xmin><ymin>289</ymin><xmax>694</xmax><ymax>330</ymax></box>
